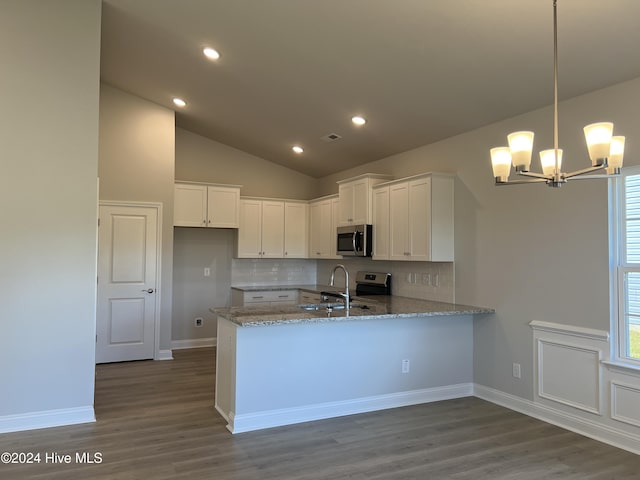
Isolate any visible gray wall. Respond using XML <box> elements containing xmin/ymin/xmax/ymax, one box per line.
<box><xmin>0</xmin><ymin>0</ymin><xmax>101</xmax><ymax>417</ymax></box>
<box><xmin>172</xmin><ymin>227</ymin><xmax>235</xmax><ymax>342</ymax></box>
<box><xmin>317</xmin><ymin>77</ymin><xmax>640</xmax><ymax>401</ymax></box>
<box><xmin>176</xmin><ymin>127</ymin><xmax>319</xmax><ymax>199</ymax></box>
<box><xmin>98</xmin><ymin>84</ymin><xmax>176</xmax><ymax>352</ymax></box>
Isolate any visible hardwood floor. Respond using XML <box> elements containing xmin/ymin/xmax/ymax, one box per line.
<box><xmin>1</xmin><ymin>347</ymin><xmax>639</xmax><ymax>479</ymax></box>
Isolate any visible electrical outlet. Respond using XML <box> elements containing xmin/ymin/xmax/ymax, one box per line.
<box><xmin>422</xmin><ymin>274</ymin><xmax>431</xmax><ymax>285</ymax></box>
<box><xmin>195</xmin><ymin>317</ymin><xmax>203</xmax><ymax>327</ymax></box>
<box><xmin>204</xmin><ymin>268</ymin><xmax>211</xmax><ymax>277</ymax></box>
<box><xmin>402</xmin><ymin>359</ymin><xmax>410</xmax><ymax>374</ymax></box>
<box><xmin>512</xmin><ymin>363</ymin><xmax>521</xmax><ymax>379</ymax></box>
<box><xmin>433</xmin><ymin>273</ymin><xmax>440</xmax><ymax>287</ymax></box>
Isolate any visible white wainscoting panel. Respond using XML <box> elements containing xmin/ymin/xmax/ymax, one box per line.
<box><xmin>537</xmin><ymin>339</ymin><xmax>602</xmax><ymax>415</ymax></box>
<box><xmin>611</xmin><ymin>381</ymin><xmax>640</xmax><ymax>428</ymax></box>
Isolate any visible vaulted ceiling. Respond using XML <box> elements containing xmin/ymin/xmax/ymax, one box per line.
<box><xmin>100</xmin><ymin>0</ymin><xmax>640</xmax><ymax>178</ymax></box>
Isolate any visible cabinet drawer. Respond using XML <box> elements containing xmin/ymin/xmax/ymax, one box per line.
<box><xmin>243</xmin><ymin>290</ymin><xmax>298</xmax><ymax>305</ymax></box>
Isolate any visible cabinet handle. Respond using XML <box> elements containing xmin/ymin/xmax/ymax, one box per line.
<box><xmin>278</xmin><ymin>295</ymin><xmax>289</xmax><ymax>298</ymax></box>
<box><xmin>208</xmin><ymin>219</ymin><xmax>211</xmax><ymax>224</ymax></box>
<box><xmin>252</xmin><ymin>296</ymin><xmax>264</xmax><ymax>299</ymax></box>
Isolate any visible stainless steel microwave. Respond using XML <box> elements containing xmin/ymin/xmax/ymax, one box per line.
<box><xmin>336</xmin><ymin>224</ymin><xmax>372</xmax><ymax>257</ymax></box>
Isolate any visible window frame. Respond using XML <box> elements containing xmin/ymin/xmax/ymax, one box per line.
<box><xmin>611</xmin><ymin>165</ymin><xmax>640</xmax><ymax>368</ymax></box>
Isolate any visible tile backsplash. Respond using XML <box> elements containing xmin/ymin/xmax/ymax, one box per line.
<box><xmin>231</xmin><ymin>258</ymin><xmax>454</xmax><ymax>303</ymax></box>
<box><xmin>315</xmin><ymin>259</ymin><xmax>454</xmax><ymax>303</ymax></box>
<box><xmin>231</xmin><ymin>258</ymin><xmax>317</xmax><ymax>286</ymax></box>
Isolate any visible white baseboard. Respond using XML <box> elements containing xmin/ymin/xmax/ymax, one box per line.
<box><xmin>228</xmin><ymin>383</ymin><xmax>473</xmax><ymax>434</ymax></box>
<box><xmin>155</xmin><ymin>349</ymin><xmax>173</xmax><ymax>361</ymax></box>
<box><xmin>0</xmin><ymin>406</ymin><xmax>95</xmax><ymax>434</ymax></box>
<box><xmin>474</xmin><ymin>384</ymin><xmax>640</xmax><ymax>456</ymax></box>
<box><xmin>171</xmin><ymin>338</ymin><xmax>217</xmax><ymax>350</ymax></box>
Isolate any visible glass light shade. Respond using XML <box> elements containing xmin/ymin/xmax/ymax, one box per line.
<box><xmin>507</xmin><ymin>131</ymin><xmax>534</xmax><ymax>171</ymax></box>
<box><xmin>584</xmin><ymin>122</ymin><xmax>614</xmax><ymax>165</ymax></box>
<box><xmin>540</xmin><ymin>149</ymin><xmax>563</xmax><ymax>176</ymax></box>
<box><xmin>609</xmin><ymin>136</ymin><xmax>625</xmax><ymax>169</ymax></box>
<box><xmin>491</xmin><ymin>147</ymin><xmax>512</xmax><ymax>181</ymax></box>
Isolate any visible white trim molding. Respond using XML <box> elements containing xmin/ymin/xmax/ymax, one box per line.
<box><xmin>172</xmin><ymin>338</ymin><xmax>217</xmax><ymax>350</ymax></box>
<box><xmin>0</xmin><ymin>407</ymin><xmax>95</xmax><ymax>434</ymax></box>
<box><xmin>474</xmin><ymin>384</ymin><xmax>640</xmax><ymax>456</ymax></box>
<box><xmin>156</xmin><ymin>349</ymin><xmax>174</xmax><ymax>361</ymax></box>
<box><xmin>227</xmin><ymin>384</ymin><xmax>473</xmax><ymax>434</ymax></box>
<box><xmin>529</xmin><ymin>320</ymin><xmax>609</xmax><ymax>341</ymax></box>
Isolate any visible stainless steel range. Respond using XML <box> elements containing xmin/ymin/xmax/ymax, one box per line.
<box><xmin>355</xmin><ymin>271</ymin><xmax>391</xmax><ymax>296</ymax></box>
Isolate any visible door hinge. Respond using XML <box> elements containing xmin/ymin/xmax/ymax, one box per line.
<box><xmin>97</xmin><ymin>218</ymin><xmax>100</xmax><ymax>227</ymax></box>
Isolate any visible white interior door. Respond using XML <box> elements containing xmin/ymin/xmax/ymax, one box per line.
<box><xmin>96</xmin><ymin>204</ymin><xmax>159</xmax><ymax>363</ymax></box>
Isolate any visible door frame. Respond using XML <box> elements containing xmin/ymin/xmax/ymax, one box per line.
<box><xmin>97</xmin><ymin>200</ymin><xmax>163</xmax><ymax>361</ymax></box>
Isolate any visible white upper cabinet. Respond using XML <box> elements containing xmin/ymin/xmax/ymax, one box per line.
<box><xmin>174</xmin><ymin>183</ymin><xmax>240</xmax><ymax>228</ymax></box>
<box><xmin>260</xmin><ymin>201</ymin><xmax>285</xmax><ymax>258</ymax></box>
<box><xmin>337</xmin><ymin>174</ymin><xmax>391</xmax><ymax>226</ymax></box>
<box><xmin>373</xmin><ymin>173</ymin><xmax>454</xmax><ymax>262</ymax></box>
<box><xmin>237</xmin><ymin>198</ymin><xmax>308</xmax><ymax>259</ymax></box>
<box><xmin>207</xmin><ymin>186</ymin><xmax>240</xmax><ymax>228</ymax></box>
<box><xmin>284</xmin><ymin>201</ymin><xmax>308</xmax><ymax>258</ymax></box>
<box><xmin>372</xmin><ymin>185</ymin><xmax>390</xmax><ymax>260</ymax></box>
<box><xmin>309</xmin><ymin>195</ymin><xmax>340</xmax><ymax>259</ymax></box>
<box><xmin>237</xmin><ymin>198</ymin><xmax>263</xmax><ymax>258</ymax></box>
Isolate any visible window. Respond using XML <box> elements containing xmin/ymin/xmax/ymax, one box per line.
<box><xmin>612</xmin><ymin>166</ymin><xmax>640</xmax><ymax>365</ymax></box>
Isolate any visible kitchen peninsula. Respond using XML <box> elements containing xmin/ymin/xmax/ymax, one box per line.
<box><xmin>213</xmin><ymin>291</ymin><xmax>493</xmax><ymax>433</ymax></box>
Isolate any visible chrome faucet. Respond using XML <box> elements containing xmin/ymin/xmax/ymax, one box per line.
<box><xmin>322</xmin><ymin>264</ymin><xmax>350</xmax><ymax>311</ymax></box>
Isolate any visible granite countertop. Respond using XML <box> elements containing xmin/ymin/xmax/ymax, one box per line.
<box><xmin>214</xmin><ymin>293</ymin><xmax>494</xmax><ymax>327</ymax></box>
<box><xmin>231</xmin><ymin>284</ymin><xmax>339</xmax><ymax>293</ymax></box>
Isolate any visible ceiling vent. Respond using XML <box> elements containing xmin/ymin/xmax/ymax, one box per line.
<box><xmin>320</xmin><ymin>133</ymin><xmax>342</xmax><ymax>143</ymax></box>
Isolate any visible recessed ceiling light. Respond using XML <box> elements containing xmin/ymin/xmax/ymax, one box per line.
<box><xmin>203</xmin><ymin>47</ymin><xmax>220</xmax><ymax>60</ymax></box>
<box><xmin>172</xmin><ymin>98</ymin><xmax>187</xmax><ymax>108</ymax></box>
<box><xmin>352</xmin><ymin>116</ymin><xmax>366</xmax><ymax>126</ymax></box>
<box><xmin>292</xmin><ymin>145</ymin><xmax>304</xmax><ymax>154</ymax></box>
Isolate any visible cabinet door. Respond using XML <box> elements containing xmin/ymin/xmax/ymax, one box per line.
<box><xmin>372</xmin><ymin>186</ymin><xmax>390</xmax><ymax>260</ymax></box>
<box><xmin>389</xmin><ymin>182</ymin><xmax>409</xmax><ymax>260</ymax></box>
<box><xmin>407</xmin><ymin>177</ymin><xmax>430</xmax><ymax>261</ymax></box>
<box><xmin>338</xmin><ymin>183</ymin><xmax>354</xmax><ymax>225</ymax></box>
<box><xmin>309</xmin><ymin>200</ymin><xmax>331</xmax><ymax>257</ymax></box>
<box><xmin>330</xmin><ymin>197</ymin><xmax>341</xmax><ymax>258</ymax></box>
<box><xmin>351</xmin><ymin>178</ymin><xmax>369</xmax><ymax>224</ymax></box>
<box><xmin>237</xmin><ymin>199</ymin><xmax>263</xmax><ymax>258</ymax></box>
<box><xmin>309</xmin><ymin>201</ymin><xmax>323</xmax><ymax>258</ymax></box>
<box><xmin>174</xmin><ymin>184</ymin><xmax>207</xmax><ymax>227</ymax></box>
<box><xmin>284</xmin><ymin>202</ymin><xmax>308</xmax><ymax>258</ymax></box>
<box><xmin>261</xmin><ymin>201</ymin><xmax>285</xmax><ymax>258</ymax></box>
<box><xmin>207</xmin><ymin>186</ymin><xmax>239</xmax><ymax>228</ymax></box>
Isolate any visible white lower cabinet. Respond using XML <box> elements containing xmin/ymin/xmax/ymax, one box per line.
<box><xmin>231</xmin><ymin>289</ymin><xmax>298</xmax><ymax>307</ymax></box>
<box><xmin>373</xmin><ymin>173</ymin><xmax>454</xmax><ymax>262</ymax></box>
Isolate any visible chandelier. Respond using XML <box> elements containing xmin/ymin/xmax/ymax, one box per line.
<box><xmin>490</xmin><ymin>0</ymin><xmax>625</xmax><ymax>188</ymax></box>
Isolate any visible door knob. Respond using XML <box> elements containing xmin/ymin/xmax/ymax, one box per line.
<box><xmin>141</xmin><ymin>288</ymin><xmax>154</xmax><ymax>294</ymax></box>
